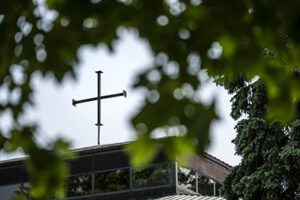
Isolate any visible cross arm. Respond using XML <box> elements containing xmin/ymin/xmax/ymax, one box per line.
<box><xmin>101</xmin><ymin>90</ymin><xmax>127</xmax><ymax>99</ymax></box>
<box><xmin>72</xmin><ymin>90</ymin><xmax>127</xmax><ymax>106</ymax></box>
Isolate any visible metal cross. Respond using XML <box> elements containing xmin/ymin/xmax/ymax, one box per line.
<box><xmin>72</xmin><ymin>71</ymin><xmax>127</xmax><ymax>145</ymax></box>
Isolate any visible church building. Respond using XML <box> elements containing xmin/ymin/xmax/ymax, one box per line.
<box><xmin>0</xmin><ymin>141</ymin><xmax>230</xmax><ymax>200</ymax></box>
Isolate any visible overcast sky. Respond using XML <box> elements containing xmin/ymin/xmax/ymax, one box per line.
<box><xmin>0</xmin><ymin>30</ymin><xmax>241</xmax><ymax>166</ymax></box>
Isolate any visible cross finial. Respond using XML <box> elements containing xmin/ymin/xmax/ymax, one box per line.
<box><xmin>72</xmin><ymin>71</ymin><xmax>127</xmax><ymax>145</ymax></box>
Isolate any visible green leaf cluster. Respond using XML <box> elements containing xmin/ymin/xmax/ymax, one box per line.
<box><xmin>1</xmin><ymin>0</ymin><xmax>300</xmax><ymax>198</ymax></box>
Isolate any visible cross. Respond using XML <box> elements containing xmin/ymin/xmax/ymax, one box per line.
<box><xmin>72</xmin><ymin>71</ymin><xmax>127</xmax><ymax>145</ymax></box>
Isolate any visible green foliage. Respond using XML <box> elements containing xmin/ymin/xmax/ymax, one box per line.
<box><xmin>11</xmin><ymin>194</ymin><xmax>27</xmax><ymax>200</ymax></box>
<box><xmin>25</xmin><ymin>139</ymin><xmax>75</xmax><ymax>199</ymax></box>
<box><xmin>221</xmin><ymin>79</ymin><xmax>300</xmax><ymax>200</ymax></box>
<box><xmin>12</xmin><ymin>185</ymin><xmax>31</xmax><ymax>200</ymax></box>
<box><xmin>1</xmin><ymin>0</ymin><xmax>300</xmax><ymax>199</ymax></box>
<box><xmin>2</xmin><ymin>126</ymin><xmax>75</xmax><ymax>199</ymax></box>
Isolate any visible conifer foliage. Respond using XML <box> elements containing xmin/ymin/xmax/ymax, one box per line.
<box><xmin>221</xmin><ymin>78</ymin><xmax>300</xmax><ymax>200</ymax></box>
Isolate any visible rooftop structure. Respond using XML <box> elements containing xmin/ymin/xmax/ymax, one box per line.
<box><xmin>0</xmin><ymin>142</ymin><xmax>230</xmax><ymax>200</ymax></box>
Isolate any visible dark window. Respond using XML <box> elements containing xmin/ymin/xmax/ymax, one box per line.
<box><xmin>95</xmin><ymin>168</ymin><xmax>129</xmax><ymax>193</ymax></box>
<box><xmin>94</xmin><ymin>152</ymin><xmax>129</xmax><ymax>171</ymax></box>
<box><xmin>65</xmin><ymin>173</ymin><xmax>92</xmax><ymax>197</ymax></box>
<box><xmin>133</xmin><ymin>162</ymin><xmax>171</xmax><ymax>188</ymax></box>
<box><xmin>69</xmin><ymin>156</ymin><xmax>92</xmax><ymax>175</ymax></box>
<box><xmin>0</xmin><ymin>166</ymin><xmax>22</xmax><ymax>185</ymax></box>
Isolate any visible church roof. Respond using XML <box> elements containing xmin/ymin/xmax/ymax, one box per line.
<box><xmin>152</xmin><ymin>195</ymin><xmax>225</xmax><ymax>200</ymax></box>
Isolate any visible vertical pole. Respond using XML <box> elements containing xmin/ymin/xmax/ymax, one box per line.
<box><xmin>97</xmin><ymin>126</ymin><xmax>100</xmax><ymax>146</ymax></box>
<box><xmin>96</xmin><ymin>71</ymin><xmax>103</xmax><ymax>145</ymax></box>
<box><xmin>97</xmin><ymin>71</ymin><xmax>101</xmax><ymax>126</ymax></box>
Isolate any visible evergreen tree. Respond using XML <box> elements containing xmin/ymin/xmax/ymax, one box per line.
<box><xmin>221</xmin><ymin>78</ymin><xmax>300</xmax><ymax>200</ymax></box>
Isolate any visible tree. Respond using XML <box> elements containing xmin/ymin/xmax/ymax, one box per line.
<box><xmin>1</xmin><ymin>0</ymin><xmax>300</xmax><ymax>199</ymax></box>
<box><xmin>220</xmin><ymin>78</ymin><xmax>300</xmax><ymax>200</ymax></box>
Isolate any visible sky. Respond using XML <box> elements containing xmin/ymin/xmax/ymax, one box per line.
<box><xmin>0</xmin><ymin>30</ymin><xmax>241</xmax><ymax>166</ymax></box>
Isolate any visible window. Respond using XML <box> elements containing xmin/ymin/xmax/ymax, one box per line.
<box><xmin>133</xmin><ymin>162</ymin><xmax>171</xmax><ymax>188</ymax></box>
<box><xmin>95</xmin><ymin>168</ymin><xmax>129</xmax><ymax>193</ymax></box>
<box><xmin>177</xmin><ymin>166</ymin><xmax>218</xmax><ymax>196</ymax></box>
<box><xmin>0</xmin><ymin>184</ymin><xmax>22</xmax><ymax>200</ymax></box>
<box><xmin>65</xmin><ymin>173</ymin><xmax>92</xmax><ymax>197</ymax></box>
<box><xmin>178</xmin><ymin>166</ymin><xmax>196</xmax><ymax>191</ymax></box>
<box><xmin>197</xmin><ymin>174</ymin><xmax>214</xmax><ymax>196</ymax></box>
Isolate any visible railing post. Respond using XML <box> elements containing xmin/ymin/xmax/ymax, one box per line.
<box><xmin>213</xmin><ymin>181</ymin><xmax>216</xmax><ymax>196</ymax></box>
<box><xmin>195</xmin><ymin>172</ymin><xmax>199</xmax><ymax>194</ymax></box>
<box><xmin>129</xmin><ymin>167</ymin><xmax>133</xmax><ymax>191</ymax></box>
<box><xmin>171</xmin><ymin>161</ymin><xmax>178</xmax><ymax>187</ymax></box>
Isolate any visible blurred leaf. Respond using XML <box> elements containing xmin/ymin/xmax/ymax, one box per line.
<box><xmin>11</xmin><ymin>194</ymin><xmax>27</xmax><ymax>200</ymax></box>
<box><xmin>26</xmin><ymin>139</ymin><xmax>75</xmax><ymax>199</ymax></box>
<box><xmin>125</xmin><ymin>134</ymin><xmax>159</xmax><ymax>167</ymax></box>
